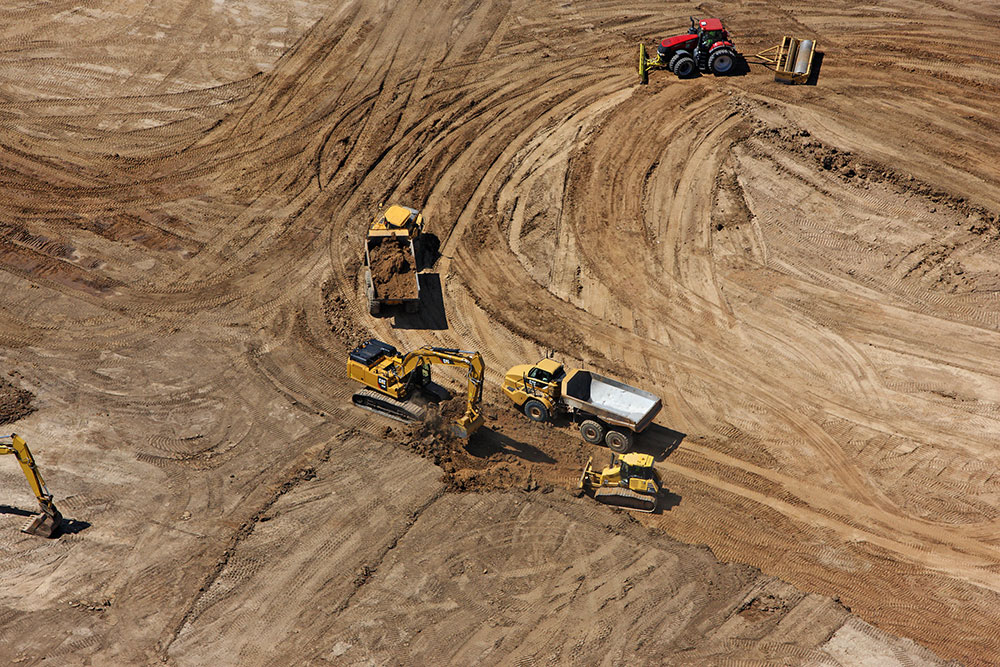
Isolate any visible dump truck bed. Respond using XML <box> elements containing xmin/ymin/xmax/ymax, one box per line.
<box><xmin>364</xmin><ymin>235</ymin><xmax>420</xmax><ymax>311</ymax></box>
<box><xmin>561</xmin><ymin>369</ymin><xmax>661</xmax><ymax>432</ymax></box>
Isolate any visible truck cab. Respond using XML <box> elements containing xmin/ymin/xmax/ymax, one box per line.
<box><xmin>502</xmin><ymin>358</ymin><xmax>565</xmax><ymax>410</ymax></box>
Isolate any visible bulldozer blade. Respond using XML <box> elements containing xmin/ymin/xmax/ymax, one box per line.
<box><xmin>594</xmin><ymin>487</ymin><xmax>657</xmax><ymax>513</ymax></box>
<box><xmin>21</xmin><ymin>508</ymin><xmax>63</xmax><ymax>538</ymax></box>
<box><xmin>578</xmin><ymin>456</ymin><xmax>594</xmax><ymax>490</ymax></box>
<box><xmin>638</xmin><ymin>43</ymin><xmax>648</xmax><ymax>84</ymax></box>
<box><xmin>450</xmin><ymin>413</ymin><xmax>484</xmax><ymax>439</ymax></box>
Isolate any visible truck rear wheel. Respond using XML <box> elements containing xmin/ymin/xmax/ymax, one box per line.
<box><xmin>605</xmin><ymin>429</ymin><xmax>633</xmax><ymax>453</ymax></box>
<box><xmin>579</xmin><ymin>419</ymin><xmax>605</xmax><ymax>444</ymax></box>
<box><xmin>523</xmin><ymin>399</ymin><xmax>548</xmax><ymax>422</ymax></box>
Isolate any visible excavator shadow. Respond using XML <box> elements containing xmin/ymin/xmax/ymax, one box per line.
<box><xmin>391</xmin><ymin>272</ymin><xmax>448</xmax><ymax>330</ymax></box>
<box><xmin>467</xmin><ymin>427</ymin><xmax>556</xmax><ymax>464</ymax></box>
<box><xmin>0</xmin><ymin>503</ymin><xmax>35</xmax><ymax>518</ymax></box>
<box><xmin>0</xmin><ymin>505</ymin><xmax>90</xmax><ymax>536</ymax></box>
<box><xmin>635</xmin><ymin>424</ymin><xmax>687</xmax><ymax>462</ymax></box>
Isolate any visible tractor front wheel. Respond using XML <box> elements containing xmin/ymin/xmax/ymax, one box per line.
<box><xmin>708</xmin><ymin>48</ymin><xmax>736</xmax><ymax>75</ymax></box>
<box><xmin>670</xmin><ymin>52</ymin><xmax>696</xmax><ymax>78</ymax></box>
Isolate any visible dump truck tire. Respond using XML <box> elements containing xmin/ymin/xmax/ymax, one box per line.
<box><xmin>523</xmin><ymin>399</ymin><xmax>548</xmax><ymax>422</ymax></box>
<box><xmin>708</xmin><ymin>47</ymin><xmax>735</xmax><ymax>74</ymax></box>
<box><xmin>670</xmin><ymin>52</ymin><xmax>695</xmax><ymax>78</ymax></box>
<box><xmin>579</xmin><ymin>419</ymin><xmax>604</xmax><ymax>444</ymax></box>
<box><xmin>605</xmin><ymin>429</ymin><xmax>633</xmax><ymax>453</ymax></box>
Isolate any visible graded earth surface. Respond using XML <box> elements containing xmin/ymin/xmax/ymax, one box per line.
<box><xmin>1</xmin><ymin>1</ymin><xmax>998</xmax><ymax>665</ymax></box>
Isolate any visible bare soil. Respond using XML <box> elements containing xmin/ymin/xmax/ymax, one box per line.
<box><xmin>369</xmin><ymin>238</ymin><xmax>417</xmax><ymax>300</ymax></box>
<box><xmin>1</xmin><ymin>0</ymin><xmax>998</xmax><ymax>664</ymax></box>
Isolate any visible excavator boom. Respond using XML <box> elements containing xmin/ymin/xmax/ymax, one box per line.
<box><xmin>1</xmin><ymin>434</ymin><xmax>63</xmax><ymax>537</ymax></box>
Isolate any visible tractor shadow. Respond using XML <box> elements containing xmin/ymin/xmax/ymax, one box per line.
<box><xmin>636</xmin><ymin>424</ymin><xmax>687</xmax><ymax>462</ymax></box>
<box><xmin>467</xmin><ymin>426</ymin><xmax>556</xmax><ymax>464</ymax></box>
<box><xmin>651</xmin><ymin>489</ymin><xmax>682</xmax><ymax>514</ymax></box>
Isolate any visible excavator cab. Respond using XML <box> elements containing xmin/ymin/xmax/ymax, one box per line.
<box><xmin>2</xmin><ymin>434</ymin><xmax>63</xmax><ymax>537</ymax></box>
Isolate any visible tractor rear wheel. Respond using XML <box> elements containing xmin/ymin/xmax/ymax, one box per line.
<box><xmin>579</xmin><ymin>419</ymin><xmax>605</xmax><ymax>444</ymax></box>
<box><xmin>708</xmin><ymin>47</ymin><xmax>736</xmax><ymax>74</ymax></box>
<box><xmin>669</xmin><ymin>51</ymin><xmax>695</xmax><ymax>78</ymax></box>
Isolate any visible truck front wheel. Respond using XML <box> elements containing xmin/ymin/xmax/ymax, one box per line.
<box><xmin>523</xmin><ymin>399</ymin><xmax>548</xmax><ymax>422</ymax></box>
<box><xmin>579</xmin><ymin>419</ymin><xmax>605</xmax><ymax>444</ymax></box>
<box><xmin>605</xmin><ymin>429</ymin><xmax>634</xmax><ymax>453</ymax></box>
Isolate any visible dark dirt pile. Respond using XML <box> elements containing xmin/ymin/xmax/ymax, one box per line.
<box><xmin>398</xmin><ymin>396</ymin><xmax>597</xmax><ymax>494</ymax></box>
<box><xmin>0</xmin><ymin>375</ymin><xmax>34</xmax><ymax>425</ymax></box>
<box><xmin>368</xmin><ymin>238</ymin><xmax>416</xmax><ymax>300</ymax></box>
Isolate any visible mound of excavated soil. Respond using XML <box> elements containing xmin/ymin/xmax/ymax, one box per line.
<box><xmin>369</xmin><ymin>238</ymin><xmax>416</xmax><ymax>300</ymax></box>
<box><xmin>0</xmin><ymin>376</ymin><xmax>34</xmax><ymax>426</ymax></box>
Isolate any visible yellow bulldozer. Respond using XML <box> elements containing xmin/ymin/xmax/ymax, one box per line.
<box><xmin>578</xmin><ymin>451</ymin><xmax>660</xmax><ymax>512</ymax></box>
<box><xmin>2</xmin><ymin>433</ymin><xmax>63</xmax><ymax>537</ymax></box>
<box><xmin>347</xmin><ymin>338</ymin><xmax>485</xmax><ymax>438</ymax></box>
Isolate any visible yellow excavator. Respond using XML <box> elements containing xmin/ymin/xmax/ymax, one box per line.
<box><xmin>347</xmin><ymin>338</ymin><xmax>485</xmax><ymax>438</ymax></box>
<box><xmin>578</xmin><ymin>451</ymin><xmax>660</xmax><ymax>512</ymax></box>
<box><xmin>2</xmin><ymin>434</ymin><xmax>63</xmax><ymax>537</ymax></box>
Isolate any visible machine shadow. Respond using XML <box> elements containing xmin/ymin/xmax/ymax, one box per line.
<box><xmin>59</xmin><ymin>518</ymin><xmax>91</xmax><ymax>535</ymax></box>
<box><xmin>652</xmin><ymin>489</ymin><xmax>682</xmax><ymax>514</ymax></box>
<box><xmin>467</xmin><ymin>427</ymin><xmax>556</xmax><ymax>464</ymax></box>
<box><xmin>806</xmin><ymin>52</ymin><xmax>824</xmax><ymax>85</ymax></box>
<box><xmin>636</xmin><ymin>424</ymin><xmax>687</xmax><ymax>462</ymax></box>
<box><xmin>0</xmin><ymin>504</ymin><xmax>35</xmax><ymax>518</ymax></box>
<box><xmin>392</xmin><ymin>272</ymin><xmax>448</xmax><ymax>330</ymax></box>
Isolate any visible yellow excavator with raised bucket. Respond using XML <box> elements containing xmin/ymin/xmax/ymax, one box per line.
<box><xmin>2</xmin><ymin>434</ymin><xmax>63</xmax><ymax>537</ymax></box>
<box><xmin>578</xmin><ymin>451</ymin><xmax>660</xmax><ymax>512</ymax></box>
<box><xmin>347</xmin><ymin>339</ymin><xmax>485</xmax><ymax>438</ymax></box>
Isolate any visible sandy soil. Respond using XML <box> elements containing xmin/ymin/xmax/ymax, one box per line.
<box><xmin>1</xmin><ymin>0</ymin><xmax>998</xmax><ymax>664</ymax></box>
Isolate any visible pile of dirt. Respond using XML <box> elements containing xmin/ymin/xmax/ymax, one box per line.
<box><xmin>321</xmin><ymin>277</ymin><xmax>369</xmax><ymax>346</ymax></box>
<box><xmin>0</xmin><ymin>375</ymin><xmax>34</xmax><ymax>426</ymax></box>
<box><xmin>368</xmin><ymin>238</ymin><xmax>417</xmax><ymax>300</ymax></box>
<box><xmin>397</xmin><ymin>396</ymin><xmax>595</xmax><ymax>494</ymax></box>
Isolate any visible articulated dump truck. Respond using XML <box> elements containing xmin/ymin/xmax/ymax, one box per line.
<box><xmin>503</xmin><ymin>358</ymin><xmax>661</xmax><ymax>453</ymax></box>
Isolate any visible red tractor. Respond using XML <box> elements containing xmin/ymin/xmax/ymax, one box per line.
<box><xmin>639</xmin><ymin>17</ymin><xmax>740</xmax><ymax>83</ymax></box>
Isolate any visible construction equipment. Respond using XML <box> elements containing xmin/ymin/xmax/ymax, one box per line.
<box><xmin>503</xmin><ymin>358</ymin><xmax>661</xmax><ymax>453</ymax></box>
<box><xmin>640</xmin><ymin>17</ymin><xmax>740</xmax><ymax>83</ymax></box>
<box><xmin>578</xmin><ymin>452</ymin><xmax>660</xmax><ymax>512</ymax></box>
<box><xmin>757</xmin><ymin>37</ymin><xmax>817</xmax><ymax>84</ymax></box>
<box><xmin>364</xmin><ymin>204</ymin><xmax>423</xmax><ymax>316</ymax></box>
<box><xmin>347</xmin><ymin>338</ymin><xmax>485</xmax><ymax>438</ymax></box>
<box><xmin>1</xmin><ymin>434</ymin><xmax>62</xmax><ymax>537</ymax></box>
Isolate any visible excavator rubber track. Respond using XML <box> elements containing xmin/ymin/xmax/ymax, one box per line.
<box><xmin>594</xmin><ymin>487</ymin><xmax>657</xmax><ymax>513</ymax></box>
<box><xmin>352</xmin><ymin>389</ymin><xmax>426</xmax><ymax>423</ymax></box>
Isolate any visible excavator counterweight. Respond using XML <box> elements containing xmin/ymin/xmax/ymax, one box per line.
<box><xmin>2</xmin><ymin>434</ymin><xmax>63</xmax><ymax>537</ymax></box>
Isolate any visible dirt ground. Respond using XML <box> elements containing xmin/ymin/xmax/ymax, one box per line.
<box><xmin>1</xmin><ymin>0</ymin><xmax>999</xmax><ymax>664</ymax></box>
<box><xmin>368</xmin><ymin>237</ymin><xmax>418</xmax><ymax>300</ymax></box>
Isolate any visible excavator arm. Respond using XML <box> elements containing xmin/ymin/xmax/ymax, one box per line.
<box><xmin>400</xmin><ymin>346</ymin><xmax>485</xmax><ymax>438</ymax></box>
<box><xmin>1</xmin><ymin>434</ymin><xmax>63</xmax><ymax>537</ymax></box>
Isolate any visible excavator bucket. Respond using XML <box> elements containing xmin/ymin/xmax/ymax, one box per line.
<box><xmin>22</xmin><ymin>503</ymin><xmax>62</xmax><ymax>538</ymax></box>
<box><xmin>450</xmin><ymin>412</ymin><xmax>484</xmax><ymax>439</ymax></box>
